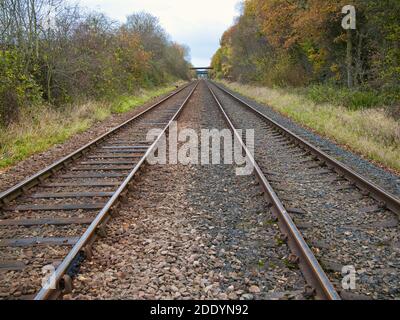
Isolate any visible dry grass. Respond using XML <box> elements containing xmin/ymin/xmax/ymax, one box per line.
<box><xmin>0</xmin><ymin>84</ymin><xmax>180</xmax><ymax>169</ymax></box>
<box><xmin>219</xmin><ymin>80</ymin><xmax>400</xmax><ymax>172</ymax></box>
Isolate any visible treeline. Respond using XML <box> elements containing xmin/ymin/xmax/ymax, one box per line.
<box><xmin>211</xmin><ymin>0</ymin><xmax>399</xmax><ymax>106</ymax></box>
<box><xmin>0</xmin><ymin>0</ymin><xmax>192</xmax><ymax>126</ymax></box>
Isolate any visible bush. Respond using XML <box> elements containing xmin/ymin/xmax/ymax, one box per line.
<box><xmin>0</xmin><ymin>50</ymin><xmax>42</xmax><ymax>125</ymax></box>
<box><xmin>0</xmin><ymin>86</ymin><xmax>20</xmax><ymax>126</ymax></box>
<box><xmin>0</xmin><ymin>7</ymin><xmax>191</xmax><ymax>127</ymax></box>
<box><xmin>305</xmin><ymin>85</ymin><xmax>397</xmax><ymax>110</ymax></box>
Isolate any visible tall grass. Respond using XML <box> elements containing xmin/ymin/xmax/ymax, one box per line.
<box><xmin>111</xmin><ymin>86</ymin><xmax>177</xmax><ymax>114</ymax></box>
<box><xmin>219</xmin><ymin>80</ymin><xmax>400</xmax><ymax>172</ymax></box>
<box><xmin>0</xmin><ymin>84</ymin><xmax>180</xmax><ymax>169</ymax></box>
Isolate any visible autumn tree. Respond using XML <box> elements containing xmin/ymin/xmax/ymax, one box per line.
<box><xmin>0</xmin><ymin>3</ymin><xmax>191</xmax><ymax>125</ymax></box>
<box><xmin>212</xmin><ymin>0</ymin><xmax>400</xmax><ymax>95</ymax></box>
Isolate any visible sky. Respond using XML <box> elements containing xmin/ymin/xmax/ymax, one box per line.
<box><xmin>75</xmin><ymin>0</ymin><xmax>241</xmax><ymax>66</ymax></box>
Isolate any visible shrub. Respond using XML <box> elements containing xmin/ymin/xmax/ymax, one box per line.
<box><xmin>0</xmin><ymin>50</ymin><xmax>42</xmax><ymax>125</ymax></box>
<box><xmin>306</xmin><ymin>85</ymin><xmax>397</xmax><ymax>110</ymax></box>
<box><xmin>0</xmin><ymin>86</ymin><xmax>20</xmax><ymax>126</ymax></box>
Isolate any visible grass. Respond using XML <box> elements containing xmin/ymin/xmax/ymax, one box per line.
<box><xmin>283</xmin><ymin>258</ymin><xmax>298</xmax><ymax>270</ymax></box>
<box><xmin>111</xmin><ymin>86</ymin><xmax>179</xmax><ymax>113</ymax></box>
<box><xmin>275</xmin><ymin>236</ymin><xmax>285</xmax><ymax>247</ymax></box>
<box><xmin>217</xmin><ymin>80</ymin><xmax>400</xmax><ymax>173</ymax></box>
<box><xmin>0</xmin><ymin>83</ymin><xmax>181</xmax><ymax>169</ymax></box>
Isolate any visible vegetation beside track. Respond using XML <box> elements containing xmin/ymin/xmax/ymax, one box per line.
<box><xmin>218</xmin><ymin>80</ymin><xmax>400</xmax><ymax>172</ymax></box>
<box><xmin>0</xmin><ymin>2</ymin><xmax>193</xmax><ymax>170</ymax></box>
<box><xmin>210</xmin><ymin>0</ymin><xmax>399</xmax><ymax>172</ymax></box>
<box><xmin>0</xmin><ymin>83</ymin><xmax>181</xmax><ymax>169</ymax></box>
<box><xmin>0</xmin><ymin>4</ymin><xmax>193</xmax><ymax>127</ymax></box>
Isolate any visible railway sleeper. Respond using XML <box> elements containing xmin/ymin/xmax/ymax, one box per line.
<box><xmin>61</xmin><ymin>173</ymin><xmax>126</xmax><ymax>179</ymax></box>
<box><xmin>79</xmin><ymin>160</ymin><xmax>136</xmax><ymax>165</ymax></box>
<box><xmin>0</xmin><ymin>217</ymin><xmax>93</xmax><ymax>226</ymax></box>
<box><xmin>43</xmin><ymin>182</ymin><xmax>121</xmax><ymax>187</ymax></box>
<box><xmin>31</xmin><ymin>192</ymin><xmax>114</xmax><ymax>199</ymax></box>
<box><xmin>3</xmin><ymin>203</ymin><xmax>107</xmax><ymax>211</ymax></box>
<box><xmin>71</xmin><ymin>165</ymin><xmax>133</xmax><ymax>171</ymax></box>
<box><xmin>0</xmin><ymin>236</ymin><xmax>79</xmax><ymax>247</ymax></box>
<box><xmin>22</xmin><ymin>179</ymin><xmax>39</xmax><ymax>194</ymax></box>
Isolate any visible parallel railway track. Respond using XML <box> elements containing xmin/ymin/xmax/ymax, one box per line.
<box><xmin>1</xmin><ymin>79</ymin><xmax>399</xmax><ymax>300</ymax></box>
<box><xmin>69</xmin><ymin>80</ymin><xmax>314</xmax><ymax>300</ymax></box>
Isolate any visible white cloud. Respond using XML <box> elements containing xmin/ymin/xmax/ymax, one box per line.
<box><xmin>74</xmin><ymin>0</ymin><xmax>240</xmax><ymax>66</ymax></box>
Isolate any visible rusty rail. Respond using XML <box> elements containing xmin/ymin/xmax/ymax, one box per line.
<box><xmin>206</xmin><ymin>81</ymin><xmax>340</xmax><ymax>300</ymax></box>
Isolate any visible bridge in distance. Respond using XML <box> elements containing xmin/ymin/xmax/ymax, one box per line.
<box><xmin>190</xmin><ymin>67</ymin><xmax>213</xmax><ymax>79</ymax></box>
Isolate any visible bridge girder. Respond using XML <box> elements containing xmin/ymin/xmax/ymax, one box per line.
<box><xmin>190</xmin><ymin>67</ymin><xmax>213</xmax><ymax>70</ymax></box>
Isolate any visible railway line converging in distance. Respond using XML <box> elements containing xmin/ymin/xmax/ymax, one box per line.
<box><xmin>0</xmin><ymin>80</ymin><xmax>399</xmax><ymax>300</ymax></box>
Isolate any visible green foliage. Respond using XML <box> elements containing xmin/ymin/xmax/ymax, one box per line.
<box><xmin>0</xmin><ymin>2</ymin><xmax>191</xmax><ymax>167</ymax></box>
<box><xmin>0</xmin><ymin>50</ymin><xmax>42</xmax><ymax>125</ymax></box>
<box><xmin>111</xmin><ymin>86</ymin><xmax>175</xmax><ymax>114</ymax></box>
<box><xmin>306</xmin><ymin>85</ymin><xmax>376</xmax><ymax>110</ymax></box>
<box><xmin>306</xmin><ymin>85</ymin><xmax>400</xmax><ymax>110</ymax></box>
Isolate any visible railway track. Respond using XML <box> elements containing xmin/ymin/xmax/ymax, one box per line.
<box><xmin>0</xmin><ymin>81</ymin><xmax>198</xmax><ymax>299</ymax></box>
<box><xmin>69</xmin><ymin>80</ymin><xmax>342</xmax><ymax>300</ymax></box>
<box><xmin>1</xmin><ymin>79</ymin><xmax>399</xmax><ymax>300</ymax></box>
<box><xmin>207</xmin><ymin>80</ymin><xmax>400</xmax><ymax>299</ymax></box>
<box><xmin>205</xmin><ymin>82</ymin><xmax>339</xmax><ymax>300</ymax></box>
<box><xmin>69</xmin><ymin>80</ymin><xmax>310</xmax><ymax>300</ymax></box>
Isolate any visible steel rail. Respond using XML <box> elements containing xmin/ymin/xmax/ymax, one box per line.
<box><xmin>34</xmin><ymin>81</ymin><xmax>199</xmax><ymax>300</ymax></box>
<box><xmin>0</xmin><ymin>82</ymin><xmax>193</xmax><ymax>206</ymax></box>
<box><xmin>206</xmin><ymin>81</ymin><xmax>340</xmax><ymax>300</ymax></box>
<box><xmin>210</xmin><ymin>81</ymin><xmax>400</xmax><ymax>216</ymax></box>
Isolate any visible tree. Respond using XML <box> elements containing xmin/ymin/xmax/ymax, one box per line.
<box><xmin>212</xmin><ymin>0</ymin><xmax>400</xmax><ymax>92</ymax></box>
<box><xmin>0</xmin><ymin>3</ymin><xmax>191</xmax><ymax>125</ymax></box>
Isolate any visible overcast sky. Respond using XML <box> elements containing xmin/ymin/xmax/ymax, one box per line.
<box><xmin>75</xmin><ymin>0</ymin><xmax>240</xmax><ymax>66</ymax></box>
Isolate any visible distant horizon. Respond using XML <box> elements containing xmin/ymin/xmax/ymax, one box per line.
<box><xmin>73</xmin><ymin>0</ymin><xmax>240</xmax><ymax>66</ymax></box>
